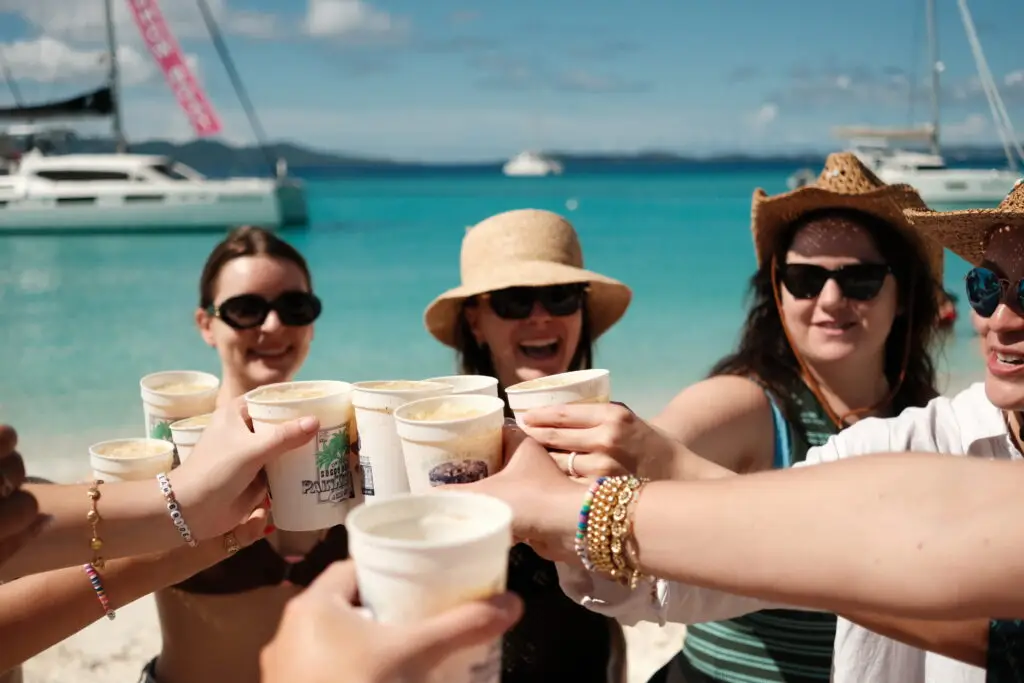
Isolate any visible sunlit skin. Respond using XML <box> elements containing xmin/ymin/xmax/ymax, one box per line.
<box><xmin>464</xmin><ymin>298</ymin><xmax>583</xmax><ymax>388</ymax></box>
<box><xmin>977</xmin><ymin>225</ymin><xmax>1024</xmax><ymax>421</ymax></box>
<box><xmin>780</xmin><ymin>219</ymin><xmax>899</xmax><ymax>375</ymax></box>
<box><xmin>194</xmin><ymin>255</ymin><xmax>315</xmax><ymax>401</ymax></box>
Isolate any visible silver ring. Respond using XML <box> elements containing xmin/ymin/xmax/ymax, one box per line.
<box><xmin>567</xmin><ymin>452</ymin><xmax>579</xmax><ymax>478</ymax></box>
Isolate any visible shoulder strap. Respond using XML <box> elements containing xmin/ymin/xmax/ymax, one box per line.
<box><xmin>765</xmin><ymin>390</ymin><xmax>794</xmax><ymax>470</ymax></box>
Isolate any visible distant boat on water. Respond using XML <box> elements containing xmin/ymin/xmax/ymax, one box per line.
<box><xmin>502</xmin><ymin>150</ymin><xmax>564</xmax><ymax>177</ymax></box>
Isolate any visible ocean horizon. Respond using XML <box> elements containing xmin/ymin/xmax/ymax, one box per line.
<box><xmin>0</xmin><ymin>167</ymin><xmax>984</xmax><ymax>482</ymax></box>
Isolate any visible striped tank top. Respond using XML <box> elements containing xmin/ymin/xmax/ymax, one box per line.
<box><xmin>676</xmin><ymin>382</ymin><xmax>839</xmax><ymax>683</ymax></box>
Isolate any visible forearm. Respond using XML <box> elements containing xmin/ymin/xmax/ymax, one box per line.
<box><xmin>2</xmin><ymin>481</ymin><xmax>183</xmax><ymax>580</ymax></box>
<box><xmin>0</xmin><ymin>539</ymin><xmax>230</xmax><ymax>670</ymax></box>
<box><xmin>640</xmin><ymin>439</ymin><xmax>735</xmax><ymax>482</ymax></box>
<box><xmin>628</xmin><ymin>453</ymin><xmax>1024</xmax><ymax>619</ymax></box>
<box><xmin>843</xmin><ymin>612</ymin><xmax>988</xmax><ymax>667</ymax></box>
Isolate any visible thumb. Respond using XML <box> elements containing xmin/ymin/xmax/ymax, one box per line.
<box><xmin>396</xmin><ymin>592</ymin><xmax>522</xmax><ymax>673</ymax></box>
<box><xmin>232</xmin><ymin>506</ymin><xmax>272</xmax><ymax>548</ymax></box>
<box><xmin>249</xmin><ymin>416</ymin><xmax>320</xmax><ymax>465</ymax></box>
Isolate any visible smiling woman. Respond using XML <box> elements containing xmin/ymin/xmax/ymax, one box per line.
<box><xmin>422</xmin><ymin>208</ymin><xmax>633</xmax><ymax>683</ymax></box>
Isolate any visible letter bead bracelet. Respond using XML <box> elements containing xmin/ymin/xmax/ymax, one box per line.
<box><xmin>157</xmin><ymin>473</ymin><xmax>198</xmax><ymax>548</ymax></box>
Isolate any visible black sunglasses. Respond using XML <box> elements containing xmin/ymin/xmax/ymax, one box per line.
<box><xmin>965</xmin><ymin>266</ymin><xmax>1024</xmax><ymax>318</ymax></box>
<box><xmin>479</xmin><ymin>284</ymin><xmax>587</xmax><ymax>320</ymax></box>
<box><xmin>206</xmin><ymin>291</ymin><xmax>322</xmax><ymax>330</ymax></box>
<box><xmin>779</xmin><ymin>263</ymin><xmax>892</xmax><ymax>301</ymax></box>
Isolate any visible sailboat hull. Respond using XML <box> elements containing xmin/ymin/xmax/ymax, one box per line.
<box><xmin>875</xmin><ymin>167</ymin><xmax>1020</xmax><ymax>206</ymax></box>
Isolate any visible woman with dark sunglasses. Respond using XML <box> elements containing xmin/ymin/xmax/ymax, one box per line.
<box><xmin>422</xmin><ymin>208</ymin><xmax>633</xmax><ymax>683</ymax></box>
<box><xmin>141</xmin><ymin>226</ymin><xmax>343</xmax><ymax>683</ymax></box>
<box><xmin>514</xmin><ymin>153</ymin><xmax>949</xmax><ymax>683</ymax></box>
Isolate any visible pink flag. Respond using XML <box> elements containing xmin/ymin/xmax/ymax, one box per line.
<box><xmin>127</xmin><ymin>0</ymin><xmax>222</xmax><ymax>137</ymax></box>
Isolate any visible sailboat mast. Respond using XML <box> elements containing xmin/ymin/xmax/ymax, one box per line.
<box><xmin>103</xmin><ymin>0</ymin><xmax>127</xmax><ymax>153</ymax></box>
<box><xmin>925</xmin><ymin>0</ymin><xmax>941</xmax><ymax>156</ymax></box>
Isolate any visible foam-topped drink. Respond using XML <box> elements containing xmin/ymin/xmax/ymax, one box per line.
<box><xmin>169</xmin><ymin>413</ymin><xmax>213</xmax><ymax>465</ymax></box>
<box><xmin>393</xmin><ymin>395</ymin><xmax>505</xmax><ymax>494</ymax></box>
<box><xmin>245</xmin><ymin>380</ymin><xmax>357</xmax><ymax>531</ymax></box>
<box><xmin>425</xmin><ymin>375</ymin><xmax>499</xmax><ymax>398</ymax></box>
<box><xmin>90</xmin><ymin>438</ymin><xmax>176</xmax><ymax>482</ymax></box>
<box><xmin>347</xmin><ymin>492</ymin><xmax>512</xmax><ymax>683</ymax></box>
<box><xmin>140</xmin><ymin>371</ymin><xmax>219</xmax><ymax>444</ymax></box>
<box><xmin>351</xmin><ymin>380</ymin><xmax>453</xmax><ymax>501</ymax></box>
<box><xmin>505</xmin><ymin>369</ymin><xmax>611</xmax><ymax>427</ymax></box>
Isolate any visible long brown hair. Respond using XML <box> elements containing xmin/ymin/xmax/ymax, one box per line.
<box><xmin>198</xmin><ymin>226</ymin><xmax>312</xmax><ymax>307</ymax></box>
<box><xmin>711</xmin><ymin>207</ymin><xmax>941</xmax><ymax>424</ymax></box>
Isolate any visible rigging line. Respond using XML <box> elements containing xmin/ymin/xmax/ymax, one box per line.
<box><xmin>907</xmin><ymin>0</ymin><xmax>922</xmax><ymax>128</ymax></box>
<box><xmin>0</xmin><ymin>46</ymin><xmax>23</xmax><ymax>107</ymax></box>
<box><xmin>194</xmin><ymin>0</ymin><xmax>277</xmax><ymax>174</ymax></box>
<box><xmin>956</xmin><ymin>0</ymin><xmax>1023</xmax><ymax>171</ymax></box>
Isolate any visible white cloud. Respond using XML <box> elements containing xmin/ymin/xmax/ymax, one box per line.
<box><xmin>0</xmin><ymin>36</ymin><xmax>200</xmax><ymax>89</ymax></box>
<box><xmin>304</xmin><ymin>0</ymin><xmax>404</xmax><ymax>39</ymax></box>
<box><xmin>0</xmin><ymin>0</ymin><xmax>280</xmax><ymax>43</ymax></box>
<box><xmin>747</xmin><ymin>102</ymin><xmax>779</xmax><ymax>131</ymax></box>
<box><xmin>943</xmin><ymin>113</ymin><xmax>988</xmax><ymax>141</ymax></box>
<box><xmin>1005</xmin><ymin>70</ymin><xmax>1024</xmax><ymax>88</ymax></box>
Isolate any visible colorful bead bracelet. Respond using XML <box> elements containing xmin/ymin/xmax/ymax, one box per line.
<box><xmin>82</xmin><ymin>563</ymin><xmax>115</xmax><ymax>620</ymax></box>
<box><xmin>575</xmin><ymin>476</ymin><xmax>607</xmax><ymax>570</ymax></box>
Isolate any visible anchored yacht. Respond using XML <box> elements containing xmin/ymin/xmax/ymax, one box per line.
<box><xmin>0</xmin><ymin>142</ymin><xmax>307</xmax><ymax>232</ymax></box>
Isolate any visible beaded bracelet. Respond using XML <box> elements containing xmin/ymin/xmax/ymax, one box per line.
<box><xmin>156</xmin><ymin>473</ymin><xmax>198</xmax><ymax>548</ymax></box>
<box><xmin>86</xmin><ymin>480</ymin><xmax>105</xmax><ymax>569</ymax></box>
<box><xmin>82</xmin><ymin>563</ymin><xmax>115</xmax><ymax>620</ymax></box>
<box><xmin>575</xmin><ymin>476</ymin><xmax>607</xmax><ymax>571</ymax></box>
<box><xmin>585</xmin><ymin>474</ymin><xmax>650</xmax><ymax>588</ymax></box>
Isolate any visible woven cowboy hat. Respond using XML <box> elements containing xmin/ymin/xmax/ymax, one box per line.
<box><xmin>424</xmin><ymin>209</ymin><xmax>633</xmax><ymax>347</ymax></box>
<box><xmin>903</xmin><ymin>179</ymin><xmax>1024</xmax><ymax>266</ymax></box>
<box><xmin>751</xmin><ymin>152</ymin><xmax>944</xmax><ymax>283</ymax></box>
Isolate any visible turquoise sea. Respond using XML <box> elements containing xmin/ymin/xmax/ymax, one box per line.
<box><xmin>0</xmin><ymin>168</ymin><xmax>984</xmax><ymax>479</ymax></box>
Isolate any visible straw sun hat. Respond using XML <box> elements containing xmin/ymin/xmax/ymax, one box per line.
<box><xmin>903</xmin><ymin>179</ymin><xmax>1024</xmax><ymax>266</ymax></box>
<box><xmin>423</xmin><ymin>209</ymin><xmax>633</xmax><ymax>347</ymax></box>
<box><xmin>750</xmin><ymin>152</ymin><xmax>944</xmax><ymax>283</ymax></box>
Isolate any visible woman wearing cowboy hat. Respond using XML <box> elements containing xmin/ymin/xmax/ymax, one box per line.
<box><xmin>423</xmin><ymin>208</ymin><xmax>633</xmax><ymax>683</ymax></box>
<box><xmin>479</xmin><ymin>154</ymin><xmax>951</xmax><ymax>683</ymax></box>
<box><xmin>458</xmin><ymin>179</ymin><xmax>1024</xmax><ymax>683</ymax></box>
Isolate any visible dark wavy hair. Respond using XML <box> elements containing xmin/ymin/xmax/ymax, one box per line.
<box><xmin>710</xmin><ymin>207</ymin><xmax>942</xmax><ymax>424</ymax></box>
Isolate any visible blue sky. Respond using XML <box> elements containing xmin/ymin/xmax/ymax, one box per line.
<box><xmin>1</xmin><ymin>0</ymin><xmax>1023</xmax><ymax>161</ymax></box>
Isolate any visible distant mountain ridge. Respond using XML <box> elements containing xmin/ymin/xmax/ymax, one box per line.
<box><xmin>60</xmin><ymin>136</ymin><xmax>1020</xmax><ymax>173</ymax></box>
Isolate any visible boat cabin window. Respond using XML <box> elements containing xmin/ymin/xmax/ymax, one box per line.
<box><xmin>34</xmin><ymin>170</ymin><xmax>131</xmax><ymax>181</ymax></box>
<box><xmin>151</xmin><ymin>164</ymin><xmax>190</xmax><ymax>180</ymax></box>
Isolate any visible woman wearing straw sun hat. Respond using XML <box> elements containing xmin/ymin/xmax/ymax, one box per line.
<box><xmin>424</xmin><ymin>208</ymin><xmax>632</xmax><ymax>683</ymax></box>
<box><xmin>490</xmin><ymin>153</ymin><xmax>951</xmax><ymax>683</ymax></box>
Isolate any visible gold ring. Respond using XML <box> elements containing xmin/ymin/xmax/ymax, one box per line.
<box><xmin>223</xmin><ymin>531</ymin><xmax>241</xmax><ymax>556</ymax></box>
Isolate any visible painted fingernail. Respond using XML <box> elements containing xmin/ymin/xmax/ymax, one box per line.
<box><xmin>264</xmin><ymin>524</ymin><xmax>276</xmax><ymax>535</ymax></box>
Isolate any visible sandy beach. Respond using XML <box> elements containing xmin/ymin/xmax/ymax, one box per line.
<box><xmin>18</xmin><ymin>592</ymin><xmax>685</xmax><ymax>683</ymax></box>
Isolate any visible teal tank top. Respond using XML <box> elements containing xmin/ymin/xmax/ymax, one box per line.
<box><xmin>678</xmin><ymin>382</ymin><xmax>839</xmax><ymax>683</ymax></box>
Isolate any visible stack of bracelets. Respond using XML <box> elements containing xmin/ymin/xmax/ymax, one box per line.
<box><xmin>575</xmin><ymin>474</ymin><xmax>651</xmax><ymax>589</ymax></box>
<box><xmin>81</xmin><ymin>472</ymin><xmax>199</xmax><ymax>622</ymax></box>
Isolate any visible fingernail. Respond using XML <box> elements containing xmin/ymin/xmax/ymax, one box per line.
<box><xmin>298</xmin><ymin>416</ymin><xmax>318</xmax><ymax>432</ymax></box>
<box><xmin>263</xmin><ymin>494</ymin><xmax>272</xmax><ymax>508</ymax></box>
<box><xmin>264</xmin><ymin>524</ymin><xmax>276</xmax><ymax>535</ymax></box>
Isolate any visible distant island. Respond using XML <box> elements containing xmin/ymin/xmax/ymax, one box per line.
<box><xmin>60</xmin><ymin>136</ymin><xmax>1019</xmax><ymax>175</ymax></box>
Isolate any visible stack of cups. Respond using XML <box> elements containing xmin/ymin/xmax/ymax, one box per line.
<box><xmin>244</xmin><ymin>380</ymin><xmax>358</xmax><ymax>531</ymax></box>
<box><xmin>347</xmin><ymin>491</ymin><xmax>513</xmax><ymax>683</ymax></box>
<box><xmin>140</xmin><ymin>371</ymin><xmax>219</xmax><ymax>447</ymax></box>
<box><xmin>505</xmin><ymin>369</ymin><xmax>611</xmax><ymax>427</ymax></box>
<box><xmin>351</xmin><ymin>381</ymin><xmax>453</xmax><ymax>501</ymax></box>
<box><xmin>394</xmin><ymin>394</ymin><xmax>505</xmax><ymax>493</ymax></box>
<box><xmin>89</xmin><ymin>438</ymin><xmax>176</xmax><ymax>482</ymax></box>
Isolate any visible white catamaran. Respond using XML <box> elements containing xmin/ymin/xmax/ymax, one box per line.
<box><xmin>790</xmin><ymin>0</ymin><xmax>1022</xmax><ymax>206</ymax></box>
<box><xmin>0</xmin><ymin>0</ymin><xmax>309</xmax><ymax>233</ymax></box>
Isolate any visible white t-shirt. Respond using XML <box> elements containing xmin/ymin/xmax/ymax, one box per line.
<box><xmin>558</xmin><ymin>382</ymin><xmax>1019</xmax><ymax>683</ymax></box>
